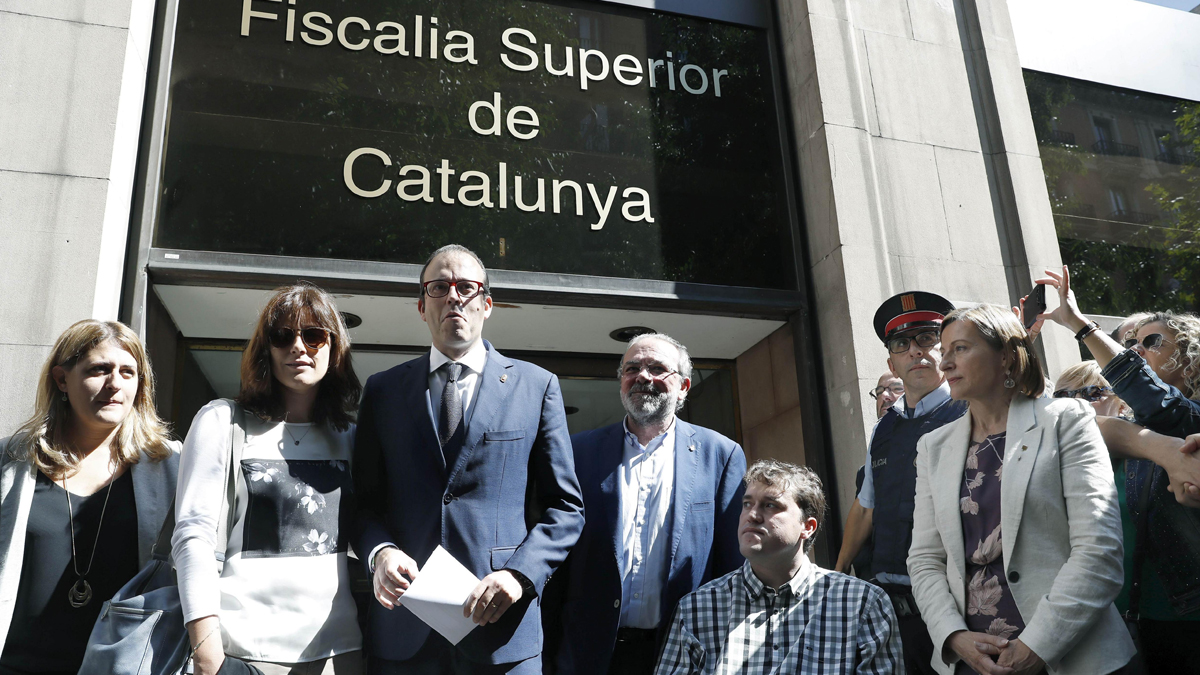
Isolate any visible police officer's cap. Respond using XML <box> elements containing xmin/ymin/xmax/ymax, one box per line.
<box><xmin>873</xmin><ymin>292</ymin><xmax>956</xmax><ymax>343</ymax></box>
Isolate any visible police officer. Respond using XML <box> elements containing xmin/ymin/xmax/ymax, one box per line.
<box><xmin>834</xmin><ymin>291</ymin><xmax>968</xmax><ymax>675</ymax></box>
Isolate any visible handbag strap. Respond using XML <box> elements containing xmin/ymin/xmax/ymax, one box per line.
<box><xmin>1127</xmin><ymin>460</ymin><xmax>1157</xmax><ymax>620</ymax></box>
<box><xmin>150</xmin><ymin>399</ymin><xmax>248</xmax><ymax>564</ymax></box>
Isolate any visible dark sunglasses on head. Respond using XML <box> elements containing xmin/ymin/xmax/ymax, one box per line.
<box><xmin>423</xmin><ymin>279</ymin><xmax>486</xmax><ymax>300</ymax></box>
<box><xmin>269</xmin><ymin>326</ymin><xmax>332</xmax><ymax>350</ymax></box>
<box><xmin>1053</xmin><ymin>385</ymin><xmax>1112</xmax><ymax>402</ymax></box>
<box><xmin>887</xmin><ymin>330</ymin><xmax>940</xmax><ymax>355</ymax></box>
<box><xmin>1123</xmin><ymin>333</ymin><xmax>1167</xmax><ymax>351</ymax></box>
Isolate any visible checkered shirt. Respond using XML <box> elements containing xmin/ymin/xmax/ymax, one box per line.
<box><xmin>654</xmin><ymin>559</ymin><xmax>904</xmax><ymax>675</ymax></box>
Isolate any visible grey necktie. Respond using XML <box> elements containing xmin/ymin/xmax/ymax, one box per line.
<box><xmin>439</xmin><ymin>362</ymin><xmax>464</xmax><ymax>448</ymax></box>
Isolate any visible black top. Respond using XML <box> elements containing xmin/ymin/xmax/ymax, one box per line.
<box><xmin>0</xmin><ymin>469</ymin><xmax>138</xmax><ymax>675</ymax></box>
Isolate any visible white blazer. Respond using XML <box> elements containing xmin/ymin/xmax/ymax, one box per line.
<box><xmin>0</xmin><ymin>435</ymin><xmax>180</xmax><ymax>655</ymax></box>
<box><xmin>908</xmin><ymin>395</ymin><xmax>1135</xmax><ymax>675</ymax></box>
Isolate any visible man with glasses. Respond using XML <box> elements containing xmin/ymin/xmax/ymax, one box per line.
<box><xmin>834</xmin><ymin>291</ymin><xmax>967</xmax><ymax>675</ymax></box>
<box><xmin>838</xmin><ymin>374</ymin><xmax>906</xmax><ymax>582</ymax></box>
<box><xmin>545</xmin><ymin>333</ymin><xmax>746</xmax><ymax>675</ymax></box>
<box><xmin>353</xmin><ymin>244</ymin><xmax>585</xmax><ymax>674</ymax></box>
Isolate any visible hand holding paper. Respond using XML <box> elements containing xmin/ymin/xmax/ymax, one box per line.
<box><xmin>398</xmin><ymin>546</ymin><xmax>482</xmax><ymax>645</ymax></box>
<box><xmin>464</xmin><ymin>570</ymin><xmax>524</xmax><ymax>625</ymax></box>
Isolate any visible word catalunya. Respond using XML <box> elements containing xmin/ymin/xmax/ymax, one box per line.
<box><xmin>241</xmin><ymin>2</ymin><xmax>729</xmax><ymax>96</ymax></box>
<box><xmin>344</xmin><ymin>149</ymin><xmax>655</xmax><ymax>231</ymax></box>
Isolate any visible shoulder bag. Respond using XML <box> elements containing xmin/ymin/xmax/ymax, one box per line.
<box><xmin>78</xmin><ymin>400</ymin><xmax>247</xmax><ymax>675</ymax></box>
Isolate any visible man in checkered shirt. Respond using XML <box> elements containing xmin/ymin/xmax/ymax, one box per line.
<box><xmin>655</xmin><ymin>460</ymin><xmax>904</xmax><ymax>675</ymax></box>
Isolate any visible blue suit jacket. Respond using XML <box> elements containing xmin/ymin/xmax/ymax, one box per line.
<box><xmin>353</xmin><ymin>341</ymin><xmax>585</xmax><ymax>665</ymax></box>
<box><xmin>545</xmin><ymin>420</ymin><xmax>746</xmax><ymax>675</ymax></box>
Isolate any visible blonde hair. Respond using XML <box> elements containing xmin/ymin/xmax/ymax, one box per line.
<box><xmin>1054</xmin><ymin>360</ymin><xmax>1108</xmax><ymax>392</ymax></box>
<box><xmin>1134</xmin><ymin>312</ymin><xmax>1200</xmax><ymax>399</ymax></box>
<box><xmin>942</xmin><ymin>304</ymin><xmax>1045</xmax><ymax>398</ymax></box>
<box><xmin>9</xmin><ymin>320</ymin><xmax>172</xmax><ymax>478</ymax></box>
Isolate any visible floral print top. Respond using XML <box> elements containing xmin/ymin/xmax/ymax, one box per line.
<box><xmin>957</xmin><ymin>432</ymin><xmax>1025</xmax><ymax>675</ymax></box>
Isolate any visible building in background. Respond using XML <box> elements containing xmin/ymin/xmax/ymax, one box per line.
<box><xmin>2</xmin><ymin>0</ymin><xmax>1197</xmax><ymax>564</ymax></box>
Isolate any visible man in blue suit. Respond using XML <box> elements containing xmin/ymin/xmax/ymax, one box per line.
<box><xmin>353</xmin><ymin>244</ymin><xmax>586</xmax><ymax>674</ymax></box>
<box><xmin>545</xmin><ymin>333</ymin><xmax>746</xmax><ymax>675</ymax></box>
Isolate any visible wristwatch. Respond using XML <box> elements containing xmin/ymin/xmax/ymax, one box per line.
<box><xmin>1075</xmin><ymin>320</ymin><xmax>1101</xmax><ymax>342</ymax></box>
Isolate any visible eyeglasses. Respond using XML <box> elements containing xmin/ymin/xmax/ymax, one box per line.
<box><xmin>1123</xmin><ymin>333</ymin><xmax>1169</xmax><ymax>351</ymax></box>
<box><xmin>1053</xmin><ymin>385</ymin><xmax>1113</xmax><ymax>402</ymax></box>
<box><xmin>887</xmin><ymin>330</ymin><xmax>940</xmax><ymax>355</ymax></box>
<box><xmin>869</xmin><ymin>384</ymin><xmax>905</xmax><ymax>400</ymax></box>
<box><xmin>422</xmin><ymin>279</ymin><xmax>487</xmax><ymax>300</ymax></box>
<box><xmin>268</xmin><ymin>326</ymin><xmax>332</xmax><ymax>350</ymax></box>
<box><xmin>620</xmin><ymin>362</ymin><xmax>679</xmax><ymax>380</ymax></box>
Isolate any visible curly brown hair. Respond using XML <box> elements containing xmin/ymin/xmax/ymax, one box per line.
<box><xmin>237</xmin><ymin>283</ymin><xmax>361</xmax><ymax>430</ymax></box>
<box><xmin>1134</xmin><ymin>312</ymin><xmax>1200</xmax><ymax>399</ymax></box>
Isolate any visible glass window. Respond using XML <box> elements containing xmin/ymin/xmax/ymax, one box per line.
<box><xmin>1025</xmin><ymin>71</ymin><xmax>1200</xmax><ymax>315</ymax></box>
<box><xmin>153</xmin><ymin>0</ymin><xmax>796</xmax><ymax>290</ymax></box>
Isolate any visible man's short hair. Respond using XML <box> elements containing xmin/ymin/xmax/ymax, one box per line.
<box><xmin>624</xmin><ymin>332</ymin><xmax>693</xmax><ymax>382</ymax></box>
<box><xmin>744</xmin><ymin>460</ymin><xmax>826</xmax><ymax>553</ymax></box>
<box><xmin>419</xmin><ymin>244</ymin><xmax>491</xmax><ymax>297</ymax></box>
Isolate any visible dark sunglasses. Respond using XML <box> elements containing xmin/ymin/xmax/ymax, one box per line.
<box><xmin>1053</xmin><ymin>385</ymin><xmax>1112</xmax><ymax>402</ymax></box>
<box><xmin>423</xmin><ymin>279</ymin><xmax>487</xmax><ymax>300</ymax></box>
<box><xmin>1123</xmin><ymin>333</ymin><xmax>1168</xmax><ymax>351</ymax></box>
<box><xmin>887</xmin><ymin>330</ymin><xmax>940</xmax><ymax>355</ymax></box>
<box><xmin>268</xmin><ymin>326</ymin><xmax>332</xmax><ymax>350</ymax></box>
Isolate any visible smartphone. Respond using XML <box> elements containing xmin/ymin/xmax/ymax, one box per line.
<box><xmin>1024</xmin><ymin>284</ymin><xmax>1047</xmax><ymax>330</ymax></box>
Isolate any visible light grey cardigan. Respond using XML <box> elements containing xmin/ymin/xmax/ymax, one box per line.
<box><xmin>0</xmin><ymin>435</ymin><xmax>180</xmax><ymax>655</ymax></box>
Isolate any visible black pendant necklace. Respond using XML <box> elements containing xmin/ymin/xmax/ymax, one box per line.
<box><xmin>62</xmin><ymin>471</ymin><xmax>116</xmax><ymax>609</ymax></box>
<box><xmin>284</xmin><ymin>422</ymin><xmax>313</xmax><ymax>446</ymax></box>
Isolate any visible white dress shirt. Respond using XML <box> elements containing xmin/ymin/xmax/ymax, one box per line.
<box><xmin>618</xmin><ymin>417</ymin><xmax>676</xmax><ymax>629</ymax></box>
<box><xmin>367</xmin><ymin>342</ymin><xmax>489</xmax><ymax>572</ymax></box>
<box><xmin>428</xmin><ymin>341</ymin><xmax>488</xmax><ymax>431</ymax></box>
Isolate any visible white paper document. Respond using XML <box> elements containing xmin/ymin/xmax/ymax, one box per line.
<box><xmin>399</xmin><ymin>546</ymin><xmax>481</xmax><ymax>645</ymax></box>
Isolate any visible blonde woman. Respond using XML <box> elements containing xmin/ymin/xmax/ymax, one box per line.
<box><xmin>0</xmin><ymin>320</ymin><xmax>179</xmax><ymax>674</ymax></box>
<box><xmin>908</xmin><ymin>305</ymin><xmax>1133</xmax><ymax>675</ymax></box>
<box><xmin>1033</xmin><ymin>266</ymin><xmax>1200</xmax><ymax>437</ymax></box>
<box><xmin>174</xmin><ymin>283</ymin><xmax>363</xmax><ymax>675</ymax></box>
<box><xmin>1055</xmin><ymin>362</ymin><xmax>1200</xmax><ymax>673</ymax></box>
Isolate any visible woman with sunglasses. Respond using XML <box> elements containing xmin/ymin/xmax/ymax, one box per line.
<box><xmin>0</xmin><ymin>320</ymin><xmax>178</xmax><ymax>675</ymax></box>
<box><xmin>1053</xmin><ymin>362</ymin><xmax>1200</xmax><ymax>674</ymax></box>
<box><xmin>1033</xmin><ymin>267</ymin><xmax>1200</xmax><ymax>438</ymax></box>
<box><xmin>174</xmin><ymin>283</ymin><xmax>363</xmax><ymax>675</ymax></box>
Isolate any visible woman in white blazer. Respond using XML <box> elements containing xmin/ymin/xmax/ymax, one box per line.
<box><xmin>0</xmin><ymin>320</ymin><xmax>179</xmax><ymax>674</ymax></box>
<box><xmin>908</xmin><ymin>304</ymin><xmax>1134</xmax><ymax>675</ymax></box>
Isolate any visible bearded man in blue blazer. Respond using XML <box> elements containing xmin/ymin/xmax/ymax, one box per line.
<box><xmin>353</xmin><ymin>244</ymin><xmax>585</xmax><ymax>675</ymax></box>
<box><xmin>545</xmin><ymin>333</ymin><xmax>746</xmax><ymax>675</ymax></box>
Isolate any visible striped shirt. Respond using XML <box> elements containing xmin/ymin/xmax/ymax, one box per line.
<box><xmin>655</xmin><ymin>560</ymin><xmax>904</xmax><ymax>675</ymax></box>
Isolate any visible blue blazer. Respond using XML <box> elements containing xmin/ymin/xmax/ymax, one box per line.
<box><xmin>352</xmin><ymin>341</ymin><xmax>585</xmax><ymax>665</ymax></box>
<box><xmin>545</xmin><ymin>420</ymin><xmax>746</xmax><ymax>675</ymax></box>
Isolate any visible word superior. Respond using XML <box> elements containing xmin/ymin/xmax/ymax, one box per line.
<box><xmin>240</xmin><ymin>3</ymin><xmax>730</xmax><ymax>96</ymax></box>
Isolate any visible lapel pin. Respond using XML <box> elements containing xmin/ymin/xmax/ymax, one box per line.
<box><xmin>1021</xmin><ymin>444</ymin><xmax>1028</xmax><ymax>451</ymax></box>
<box><xmin>500</xmin><ymin>374</ymin><xmax>508</xmax><ymax>383</ymax></box>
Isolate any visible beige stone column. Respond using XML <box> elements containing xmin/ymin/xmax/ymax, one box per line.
<box><xmin>777</xmin><ymin>0</ymin><xmax>1077</xmax><ymax>518</ymax></box>
<box><xmin>0</xmin><ymin>0</ymin><xmax>154</xmax><ymax>432</ymax></box>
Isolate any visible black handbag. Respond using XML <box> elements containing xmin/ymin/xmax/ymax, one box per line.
<box><xmin>79</xmin><ymin>401</ymin><xmax>247</xmax><ymax>675</ymax></box>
